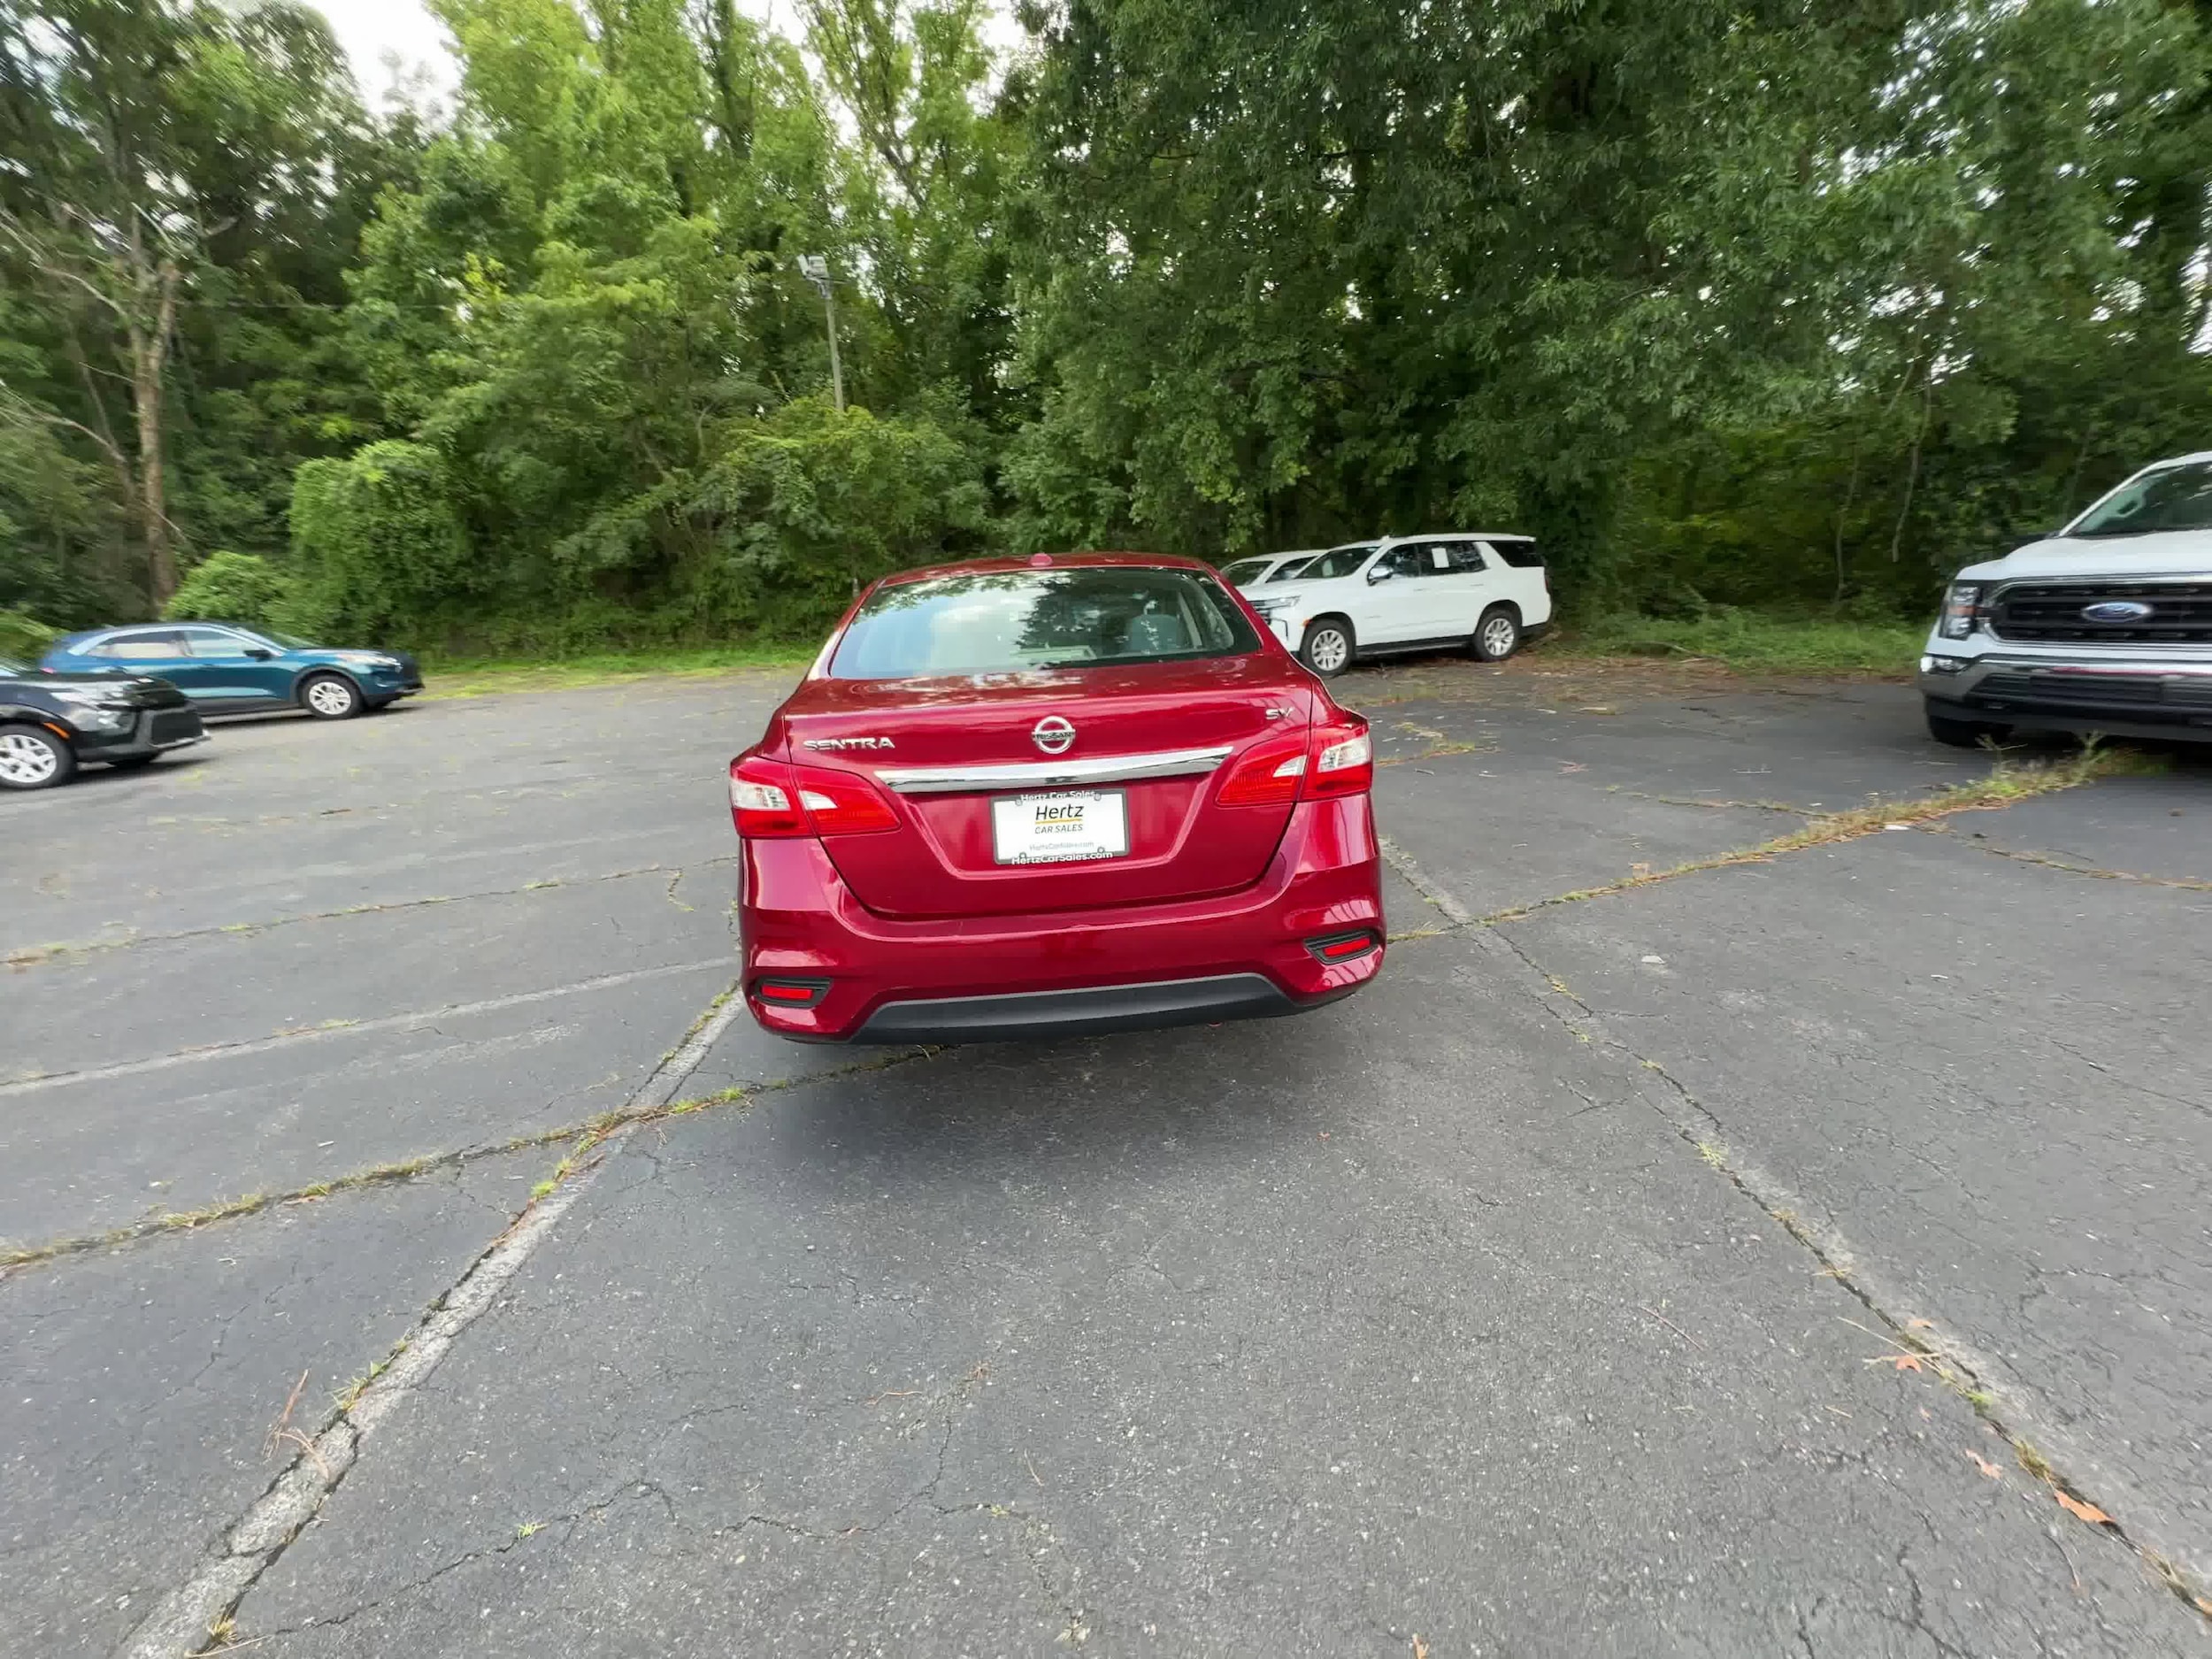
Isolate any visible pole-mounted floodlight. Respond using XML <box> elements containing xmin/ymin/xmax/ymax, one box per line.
<box><xmin>797</xmin><ymin>256</ymin><xmax>844</xmax><ymax>412</ymax></box>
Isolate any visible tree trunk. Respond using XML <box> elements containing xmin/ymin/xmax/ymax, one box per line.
<box><xmin>127</xmin><ymin>257</ymin><xmax>180</xmax><ymax>603</ymax></box>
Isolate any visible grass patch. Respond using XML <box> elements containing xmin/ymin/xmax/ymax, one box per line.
<box><xmin>420</xmin><ymin>641</ymin><xmax>815</xmax><ymax>700</ymax></box>
<box><xmin>1556</xmin><ymin>608</ymin><xmax>1925</xmax><ymax>677</ymax></box>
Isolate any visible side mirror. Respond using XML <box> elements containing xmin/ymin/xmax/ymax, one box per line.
<box><xmin>1367</xmin><ymin>565</ymin><xmax>1394</xmax><ymax>584</ymax></box>
<box><xmin>245</xmin><ymin>647</ymin><xmax>274</xmax><ymax>660</ymax></box>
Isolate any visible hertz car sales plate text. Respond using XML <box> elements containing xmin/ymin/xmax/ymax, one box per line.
<box><xmin>991</xmin><ymin>789</ymin><xmax>1129</xmax><ymax>864</ymax></box>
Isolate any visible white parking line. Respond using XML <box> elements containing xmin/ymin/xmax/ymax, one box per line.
<box><xmin>0</xmin><ymin>958</ymin><xmax>733</xmax><ymax>1098</ymax></box>
<box><xmin>113</xmin><ymin>979</ymin><xmax>749</xmax><ymax>1659</ymax></box>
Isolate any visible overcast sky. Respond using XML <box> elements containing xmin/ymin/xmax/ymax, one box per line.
<box><xmin>311</xmin><ymin>0</ymin><xmax>459</xmax><ymax>104</ymax></box>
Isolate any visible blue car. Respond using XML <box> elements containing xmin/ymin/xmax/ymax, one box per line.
<box><xmin>41</xmin><ymin>622</ymin><xmax>424</xmax><ymax>719</ymax></box>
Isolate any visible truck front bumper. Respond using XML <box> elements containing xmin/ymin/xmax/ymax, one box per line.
<box><xmin>1920</xmin><ymin>649</ymin><xmax>2212</xmax><ymax>738</ymax></box>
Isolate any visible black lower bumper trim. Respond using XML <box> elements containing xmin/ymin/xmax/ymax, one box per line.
<box><xmin>851</xmin><ymin>972</ymin><xmax>1320</xmax><ymax>1044</ymax></box>
<box><xmin>1925</xmin><ymin>695</ymin><xmax>2212</xmax><ymax>745</ymax></box>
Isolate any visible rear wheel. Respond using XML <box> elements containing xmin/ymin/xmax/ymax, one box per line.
<box><xmin>1925</xmin><ymin>707</ymin><xmax>2009</xmax><ymax>749</ymax></box>
<box><xmin>1471</xmin><ymin>604</ymin><xmax>1521</xmax><ymax>662</ymax></box>
<box><xmin>301</xmin><ymin>672</ymin><xmax>363</xmax><ymax>720</ymax></box>
<box><xmin>0</xmin><ymin>725</ymin><xmax>75</xmax><ymax>790</ymax></box>
<box><xmin>1300</xmin><ymin>617</ymin><xmax>1356</xmax><ymax>678</ymax></box>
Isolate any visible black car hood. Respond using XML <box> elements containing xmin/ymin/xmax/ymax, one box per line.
<box><xmin>4</xmin><ymin>671</ymin><xmax>188</xmax><ymax>708</ymax></box>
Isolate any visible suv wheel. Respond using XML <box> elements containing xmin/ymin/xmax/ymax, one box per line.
<box><xmin>1925</xmin><ymin>707</ymin><xmax>2009</xmax><ymax>749</ymax></box>
<box><xmin>301</xmin><ymin>672</ymin><xmax>364</xmax><ymax>719</ymax></box>
<box><xmin>1471</xmin><ymin>605</ymin><xmax>1521</xmax><ymax>663</ymax></box>
<box><xmin>1300</xmin><ymin>618</ymin><xmax>1355</xmax><ymax>678</ymax></box>
<box><xmin>0</xmin><ymin>725</ymin><xmax>75</xmax><ymax>790</ymax></box>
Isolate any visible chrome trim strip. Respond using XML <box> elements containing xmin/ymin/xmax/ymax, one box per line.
<box><xmin>874</xmin><ymin>743</ymin><xmax>1234</xmax><ymax>795</ymax></box>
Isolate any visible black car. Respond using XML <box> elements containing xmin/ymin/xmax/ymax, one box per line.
<box><xmin>0</xmin><ymin>654</ymin><xmax>207</xmax><ymax>790</ymax></box>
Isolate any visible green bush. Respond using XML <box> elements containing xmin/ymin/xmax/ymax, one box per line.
<box><xmin>0</xmin><ymin>606</ymin><xmax>58</xmax><ymax>663</ymax></box>
<box><xmin>163</xmin><ymin>550</ymin><xmax>294</xmax><ymax>629</ymax></box>
<box><xmin>290</xmin><ymin>441</ymin><xmax>473</xmax><ymax>641</ymax></box>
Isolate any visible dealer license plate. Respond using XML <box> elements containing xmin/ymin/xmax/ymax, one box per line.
<box><xmin>990</xmin><ymin>790</ymin><xmax>1129</xmax><ymax>865</ymax></box>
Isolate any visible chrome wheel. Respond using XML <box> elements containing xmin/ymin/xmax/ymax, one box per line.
<box><xmin>1305</xmin><ymin>625</ymin><xmax>1350</xmax><ymax>674</ymax></box>
<box><xmin>0</xmin><ymin>730</ymin><xmax>65</xmax><ymax>787</ymax></box>
<box><xmin>303</xmin><ymin>675</ymin><xmax>360</xmax><ymax>718</ymax></box>
<box><xmin>1477</xmin><ymin>611</ymin><xmax>1519</xmax><ymax>661</ymax></box>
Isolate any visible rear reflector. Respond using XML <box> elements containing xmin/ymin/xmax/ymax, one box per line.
<box><xmin>754</xmin><ymin>978</ymin><xmax>829</xmax><ymax>1008</ymax></box>
<box><xmin>1305</xmin><ymin>930</ymin><xmax>1380</xmax><ymax>964</ymax></box>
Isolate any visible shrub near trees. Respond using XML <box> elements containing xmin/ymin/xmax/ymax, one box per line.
<box><xmin>1</xmin><ymin>0</ymin><xmax>2207</xmax><ymax>653</ymax></box>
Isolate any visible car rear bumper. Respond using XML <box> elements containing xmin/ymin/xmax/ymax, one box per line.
<box><xmin>738</xmin><ymin>795</ymin><xmax>1386</xmax><ymax>1043</ymax></box>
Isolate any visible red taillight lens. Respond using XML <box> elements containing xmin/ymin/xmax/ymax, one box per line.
<box><xmin>730</xmin><ymin>754</ymin><xmax>810</xmax><ymax>837</ymax></box>
<box><xmin>1304</xmin><ymin>717</ymin><xmax>1372</xmax><ymax>798</ymax></box>
<box><xmin>1217</xmin><ymin>716</ymin><xmax>1372</xmax><ymax>807</ymax></box>
<box><xmin>729</xmin><ymin>754</ymin><xmax>899</xmax><ymax>838</ymax></box>
<box><xmin>1217</xmin><ymin>729</ymin><xmax>1310</xmax><ymax>806</ymax></box>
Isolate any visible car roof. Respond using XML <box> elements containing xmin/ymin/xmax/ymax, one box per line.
<box><xmin>874</xmin><ymin>552</ymin><xmax>1214</xmax><ymax>588</ymax></box>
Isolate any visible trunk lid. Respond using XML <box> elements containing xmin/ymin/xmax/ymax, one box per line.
<box><xmin>780</xmin><ymin>657</ymin><xmax>1317</xmax><ymax>918</ymax></box>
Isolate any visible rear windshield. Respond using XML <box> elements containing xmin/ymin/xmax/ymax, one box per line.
<box><xmin>2068</xmin><ymin>461</ymin><xmax>2212</xmax><ymax>539</ymax></box>
<box><xmin>829</xmin><ymin>567</ymin><xmax>1264</xmax><ymax>678</ymax></box>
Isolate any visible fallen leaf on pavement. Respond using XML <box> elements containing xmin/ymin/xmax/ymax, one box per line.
<box><xmin>1964</xmin><ymin>1450</ymin><xmax>2002</xmax><ymax>1479</ymax></box>
<box><xmin>1908</xmin><ymin>1317</ymin><xmax>1936</xmax><ymax>1330</ymax></box>
<box><xmin>2055</xmin><ymin>1490</ymin><xmax>2114</xmax><ymax>1526</ymax></box>
<box><xmin>1411</xmin><ymin>1640</ymin><xmax>1429</xmax><ymax>1659</ymax></box>
<box><xmin>1878</xmin><ymin>1353</ymin><xmax>1924</xmax><ymax>1372</ymax></box>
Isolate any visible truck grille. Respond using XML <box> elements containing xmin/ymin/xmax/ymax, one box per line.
<box><xmin>1989</xmin><ymin>581</ymin><xmax>2212</xmax><ymax>644</ymax></box>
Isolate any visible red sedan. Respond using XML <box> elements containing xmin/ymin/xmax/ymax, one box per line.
<box><xmin>727</xmin><ymin>553</ymin><xmax>1386</xmax><ymax>1042</ymax></box>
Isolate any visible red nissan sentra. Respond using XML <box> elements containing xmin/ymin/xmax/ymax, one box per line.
<box><xmin>727</xmin><ymin>553</ymin><xmax>1385</xmax><ymax>1042</ymax></box>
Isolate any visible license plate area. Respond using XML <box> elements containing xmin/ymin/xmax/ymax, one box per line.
<box><xmin>990</xmin><ymin>789</ymin><xmax>1129</xmax><ymax>865</ymax></box>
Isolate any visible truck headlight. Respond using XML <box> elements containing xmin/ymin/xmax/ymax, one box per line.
<box><xmin>1939</xmin><ymin>584</ymin><xmax>1981</xmax><ymax>639</ymax></box>
<box><xmin>50</xmin><ymin>689</ymin><xmax>131</xmax><ymax>729</ymax></box>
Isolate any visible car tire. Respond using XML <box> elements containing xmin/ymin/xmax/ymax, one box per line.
<box><xmin>105</xmin><ymin>753</ymin><xmax>162</xmax><ymax>771</ymax></box>
<box><xmin>1300</xmin><ymin>617</ymin><xmax>1356</xmax><ymax>678</ymax></box>
<box><xmin>300</xmin><ymin>672</ymin><xmax>364</xmax><ymax>720</ymax></box>
<box><xmin>1471</xmin><ymin>604</ymin><xmax>1521</xmax><ymax>663</ymax></box>
<box><xmin>1925</xmin><ymin>707</ymin><xmax>2009</xmax><ymax>749</ymax></box>
<box><xmin>0</xmin><ymin>724</ymin><xmax>76</xmax><ymax>791</ymax></box>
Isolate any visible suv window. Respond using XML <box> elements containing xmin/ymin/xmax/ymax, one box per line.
<box><xmin>1488</xmin><ymin>539</ymin><xmax>1543</xmax><ymax>569</ymax></box>
<box><xmin>1264</xmin><ymin>556</ymin><xmax>1318</xmax><ymax>583</ymax></box>
<box><xmin>1298</xmin><ymin>544</ymin><xmax>1376</xmax><ymax>581</ymax></box>
<box><xmin>1434</xmin><ymin>541</ymin><xmax>1489</xmax><ymax>573</ymax></box>
<box><xmin>1376</xmin><ymin>545</ymin><xmax>1431</xmax><ymax>580</ymax></box>
<box><xmin>176</xmin><ymin>626</ymin><xmax>246</xmax><ymax>656</ymax></box>
<box><xmin>93</xmin><ymin>631</ymin><xmax>184</xmax><ymax>657</ymax></box>
<box><xmin>829</xmin><ymin>566</ymin><xmax>1263</xmax><ymax>678</ymax></box>
<box><xmin>1218</xmin><ymin>557</ymin><xmax>1272</xmax><ymax>586</ymax></box>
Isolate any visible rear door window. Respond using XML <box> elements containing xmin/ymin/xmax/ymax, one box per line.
<box><xmin>1487</xmin><ymin>539</ymin><xmax>1543</xmax><ymax>568</ymax></box>
<box><xmin>95</xmin><ymin>631</ymin><xmax>185</xmax><ymax>657</ymax></box>
<box><xmin>830</xmin><ymin>566</ymin><xmax>1263</xmax><ymax>679</ymax></box>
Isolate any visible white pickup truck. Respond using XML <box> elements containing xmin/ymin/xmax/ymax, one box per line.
<box><xmin>1920</xmin><ymin>451</ymin><xmax>2212</xmax><ymax>746</ymax></box>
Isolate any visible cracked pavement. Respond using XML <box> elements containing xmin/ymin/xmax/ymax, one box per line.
<box><xmin>4</xmin><ymin>660</ymin><xmax>2208</xmax><ymax>1656</ymax></box>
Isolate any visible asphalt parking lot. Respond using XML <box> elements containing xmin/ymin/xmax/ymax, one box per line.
<box><xmin>5</xmin><ymin>657</ymin><xmax>2210</xmax><ymax>1657</ymax></box>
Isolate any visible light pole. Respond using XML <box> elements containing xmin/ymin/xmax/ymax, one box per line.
<box><xmin>797</xmin><ymin>254</ymin><xmax>845</xmax><ymax>413</ymax></box>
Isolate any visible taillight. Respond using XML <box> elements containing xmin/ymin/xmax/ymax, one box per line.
<box><xmin>728</xmin><ymin>754</ymin><xmax>898</xmax><ymax>838</ymax></box>
<box><xmin>1216</xmin><ymin>730</ymin><xmax>1309</xmax><ymax>806</ymax></box>
<box><xmin>1304</xmin><ymin>717</ymin><xmax>1372</xmax><ymax>798</ymax></box>
<box><xmin>753</xmin><ymin>977</ymin><xmax>829</xmax><ymax>1007</ymax></box>
<box><xmin>1217</xmin><ymin>715</ymin><xmax>1372</xmax><ymax>806</ymax></box>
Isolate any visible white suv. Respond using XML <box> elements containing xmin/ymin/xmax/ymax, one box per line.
<box><xmin>1241</xmin><ymin>534</ymin><xmax>1553</xmax><ymax>677</ymax></box>
<box><xmin>1920</xmin><ymin>451</ymin><xmax>2212</xmax><ymax>746</ymax></box>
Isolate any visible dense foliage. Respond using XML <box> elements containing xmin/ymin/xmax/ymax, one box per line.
<box><xmin>2</xmin><ymin>0</ymin><xmax>2207</xmax><ymax>649</ymax></box>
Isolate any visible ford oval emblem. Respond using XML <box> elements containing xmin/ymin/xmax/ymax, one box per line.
<box><xmin>1032</xmin><ymin>716</ymin><xmax>1076</xmax><ymax>756</ymax></box>
<box><xmin>2082</xmin><ymin>600</ymin><xmax>2154</xmax><ymax>622</ymax></box>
